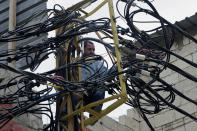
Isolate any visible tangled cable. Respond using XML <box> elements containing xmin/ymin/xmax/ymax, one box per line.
<box><xmin>0</xmin><ymin>1</ymin><xmax>197</xmax><ymax>130</ymax></box>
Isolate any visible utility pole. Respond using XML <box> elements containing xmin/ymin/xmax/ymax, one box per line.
<box><xmin>8</xmin><ymin>0</ymin><xmax>17</xmax><ymax>67</ymax></box>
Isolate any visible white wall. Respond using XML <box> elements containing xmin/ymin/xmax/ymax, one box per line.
<box><xmin>88</xmin><ymin>32</ymin><xmax>197</xmax><ymax>131</ymax></box>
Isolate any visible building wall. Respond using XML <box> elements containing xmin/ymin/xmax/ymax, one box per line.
<box><xmin>87</xmin><ymin>115</ymin><xmax>134</xmax><ymax>131</ymax></box>
<box><xmin>0</xmin><ymin>0</ymin><xmax>48</xmax><ymax>69</ymax></box>
<box><xmin>0</xmin><ymin>0</ymin><xmax>47</xmax><ymax>130</ymax></box>
<box><xmin>0</xmin><ymin>70</ymin><xmax>43</xmax><ymax>130</ymax></box>
<box><xmin>138</xmin><ymin>32</ymin><xmax>197</xmax><ymax>131</ymax></box>
<box><xmin>88</xmin><ymin>31</ymin><xmax>197</xmax><ymax>131</ymax></box>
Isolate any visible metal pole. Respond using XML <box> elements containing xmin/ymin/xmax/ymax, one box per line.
<box><xmin>8</xmin><ymin>0</ymin><xmax>17</xmax><ymax>67</ymax></box>
<box><xmin>107</xmin><ymin>0</ymin><xmax>127</xmax><ymax>97</ymax></box>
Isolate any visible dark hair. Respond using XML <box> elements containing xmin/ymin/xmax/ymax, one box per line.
<box><xmin>84</xmin><ymin>40</ymin><xmax>94</xmax><ymax>48</ymax></box>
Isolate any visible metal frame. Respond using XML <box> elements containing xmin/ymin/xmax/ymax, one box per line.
<box><xmin>55</xmin><ymin>0</ymin><xmax>128</xmax><ymax>129</ymax></box>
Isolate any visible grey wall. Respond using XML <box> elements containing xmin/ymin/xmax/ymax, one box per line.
<box><xmin>0</xmin><ymin>0</ymin><xmax>48</xmax><ymax>69</ymax></box>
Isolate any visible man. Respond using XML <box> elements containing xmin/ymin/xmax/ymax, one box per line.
<box><xmin>81</xmin><ymin>40</ymin><xmax>107</xmax><ymax>113</ymax></box>
<box><xmin>83</xmin><ymin>40</ymin><xmax>95</xmax><ymax>57</ymax></box>
<box><xmin>53</xmin><ymin>40</ymin><xmax>107</xmax><ymax>120</ymax></box>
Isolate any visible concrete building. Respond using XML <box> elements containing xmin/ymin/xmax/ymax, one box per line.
<box><xmin>0</xmin><ymin>0</ymin><xmax>47</xmax><ymax>130</ymax></box>
<box><xmin>88</xmin><ymin>13</ymin><xmax>197</xmax><ymax>131</ymax></box>
<box><xmin>0</xmin><ymin>0</ymin><xmax>48</xmax><ymax>69</ymax></box>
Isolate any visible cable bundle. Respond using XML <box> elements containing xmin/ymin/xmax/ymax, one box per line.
<box><xmin>0</xmin><ymin>1</ymin><xmax>197</xmax><ymax>130</ymax></box>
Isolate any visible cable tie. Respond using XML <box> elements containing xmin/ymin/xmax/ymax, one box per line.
<box><xmin>136</xmin><ymin>54</ymin><xmax>146</xmax><ymax>60</ymax></box>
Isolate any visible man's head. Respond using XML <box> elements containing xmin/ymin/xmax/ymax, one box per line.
<box><xmin>83</xmin><ymin>41</ymin><xmax>95</xmax><ymax>56</ymax></box>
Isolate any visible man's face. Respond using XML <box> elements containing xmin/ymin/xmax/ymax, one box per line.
<box><xmin>84</xmin><ymin>43</ymin><xmax>95</xmax><ymax>56</ymax></box>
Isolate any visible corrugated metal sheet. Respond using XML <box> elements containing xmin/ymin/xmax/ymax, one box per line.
<box><xmin>0</xmin><ymin>0</ymin><xmax>48</xmax><ymax>69</ymax></box>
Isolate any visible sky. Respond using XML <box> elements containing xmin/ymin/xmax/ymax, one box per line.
<box><xmin>41</xmin><ymin>0</ymin><xmax>197</xmax><ymax>122</ymax></box>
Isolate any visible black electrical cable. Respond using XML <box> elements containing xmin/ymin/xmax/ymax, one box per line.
<box><xmin>1</xmin><ymin>1</ymin><xmax>197</xmax><ymax>131</ymax></box>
